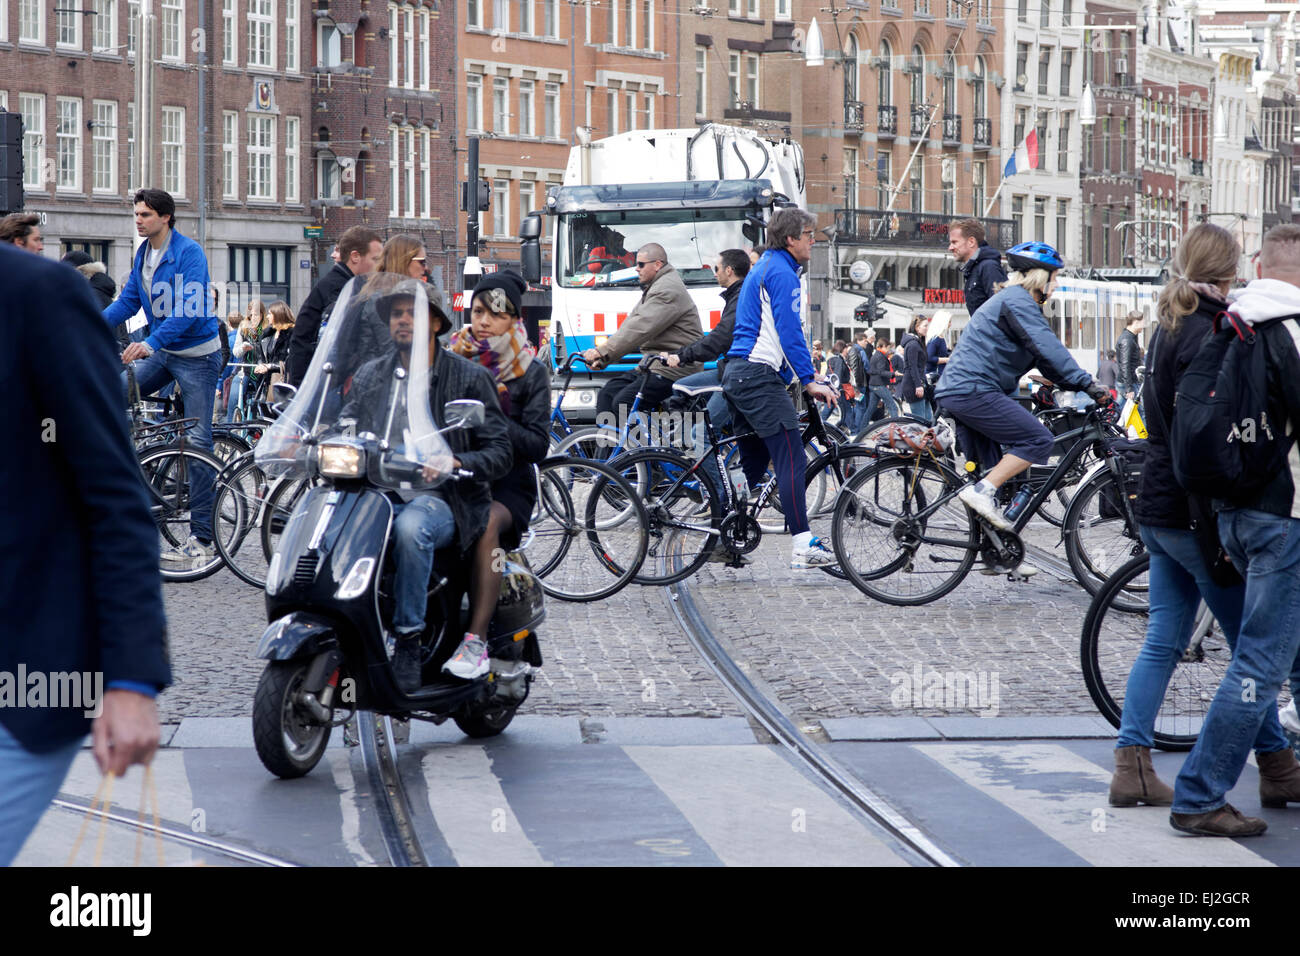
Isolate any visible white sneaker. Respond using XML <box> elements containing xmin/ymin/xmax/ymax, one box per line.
<box><xmin>1281</xmin><ymin>700</ymin><xmax>1300</xmax><ymax>735</ymax></box>
<box><xmin>160</xmin><ymin>535</ymin><xmax>215</xmax><ymax>571</ymax></box>
<box><xmin>442</xmin><ymin>633</ymin><xmax>490</xmax><ymax>680</ymax></box>
<box><xmin>958</xmin><ymin>484</ymin><xmax>1012</xmax><ymax>531</ymax></box>
<box><xmin>792</xmin><ymin>536</ymin><xmax>836</xmax><ymax>569</ymax></box>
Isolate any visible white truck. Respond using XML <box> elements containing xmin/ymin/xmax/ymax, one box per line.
<box><xmin>519</xmin><ymin>124</ymin><xmax>807</xmax><ymax>421</ymax></box>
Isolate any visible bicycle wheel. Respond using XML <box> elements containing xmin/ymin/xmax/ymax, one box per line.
<box><xmin>832</xmin><ymin>456</ymin><xmax>978</xmax><ymax>606</ymax></box>
<box><xmin>613</xmin><ymin>447</ymin><xmax>723</xmax><ymax>586</ymax></box>
<box><xmin>212</xmin><ymin>455</ymin><xmax>274</xmax><ymax>588</ymax></box>
<box><xmin>1080</xmin><ymin>553</ymin><xmax>1228</xmax><ymax>752</ymax></box>
<box><xmin>551</xmin><ymin>424</ymin><xmax>623</xmax><ymax>462</ymax></box>
<box><xmin>526</xmin><ymin>457</ymin><xmax>649</xmax><ymax>601</ymax></box>
<box><xmin>1062</xmin><ymin>464</ymin><xmax>1146</xmax><ymax>599</ymax></box>
<box><xmin>261</xmin><ymin>473</ymin><xmax>318</xmax><ymax>562</ymax></box>
<box><xmin>137</xmin><ymin>444</ymin><xmax>228</xmax><ymax>582</ymax></box>
<box><xmin>804</xmin><ymin>446</ymin><xmax>880</xmax><ymax>580</ymax></box>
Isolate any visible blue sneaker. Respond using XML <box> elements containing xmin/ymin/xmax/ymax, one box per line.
<box><xmin>792</xmin><ymin>536</ymin><xmax>835</xmax><ymax>569</ymax></box>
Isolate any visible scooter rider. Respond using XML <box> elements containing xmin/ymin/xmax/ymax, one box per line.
<box><xmin>339</xmin><ymin>277</ymin><xmax>512</xmax><ymax>692</ymax></box>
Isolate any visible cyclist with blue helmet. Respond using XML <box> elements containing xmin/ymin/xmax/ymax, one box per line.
<box><xmin>935</xmin><ymin>241</ymin><xmax>1110</xmax><ymax>548</ymax></box>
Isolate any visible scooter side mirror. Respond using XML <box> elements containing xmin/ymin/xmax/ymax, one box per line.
<box><xmin>444</xmin><ymin>398</ymin><xmax>486</xmax><ymax>429</ymax></box>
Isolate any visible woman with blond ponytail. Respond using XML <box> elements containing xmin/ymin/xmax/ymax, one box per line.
<box><xmin>1109</xmin><ymin>224</ymin><xmax>1300</xmax><ymax>823</ymax></box>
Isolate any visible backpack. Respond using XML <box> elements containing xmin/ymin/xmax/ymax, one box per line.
<box><xmin>1169</xmin><ymin>310</ymin><xmax>1297</xmax><ymax>500</ymax></box>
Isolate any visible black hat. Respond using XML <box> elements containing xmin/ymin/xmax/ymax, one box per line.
<box><xmin>376</xmin><ymin>279</ymin><xmax>451</xmax><ymax>335</ymax></box>
<box><xmin>62</xmin><ymin>250</ymin><xmax>94</xmax><ymax>267</ymax></box>
<box><xmin>471</xmin><ymin>270</ymin><xmax>527</xmax><ymax>317</ymax></box>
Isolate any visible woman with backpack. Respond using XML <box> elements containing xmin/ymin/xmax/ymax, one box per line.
<box><xmin>1109</xmin><ymin>223</ymin><xmax>1300</xmax><ymax>826</ymax></box>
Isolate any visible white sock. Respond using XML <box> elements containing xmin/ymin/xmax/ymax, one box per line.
<box><xmin>974</xmin><ymin>479</ymin><xmax>998</xmax><ymax>495</ymax></box>
<box><xmin>792</xmin><ymin>531</ymin><xmax>813</xmax><ymax>551</ymax></box>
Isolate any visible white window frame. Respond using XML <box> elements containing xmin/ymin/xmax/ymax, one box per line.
<box><xmin>466</xmin><ymin>74</ymin><xmax>483</xmax><ymax>131</ymax></box>
<box><xmin>318</xmin><ymin>150</ymin><xmax>341</xmax><ymax>200</ymax></box>
<box><xmin>388</xmin><ymin>126</ymin><xmax>399</xmax><ymax>214</ymax></box>
<box><xmin>56</xmin><ymin>97</ymin><xmax>81</xmax><ymax>191</ymax></box>
<box><xmin>519</xmin><ymin>0</ymin><xmax>533</xmax><ymax>35</ymax></box>
<box><xmin>19</xmin><ymin>0</ymin><xmax>44</xmax><ymax>45</ymax></box>
<box><xmin>775</xmin><ymin>0</ymin><xmax>791</xmax><ymax>18</ymax></box>
<box><xmin>248</xmin><ymin>113</ymin><xmax>275</xmax><ymax>201</ymax></box>
<box><xmin>57</xmin><ymin>2</ymin><xmax>81</xmax><ymax>49</ymax></box>
<box><xmin>519</xmin><ymin>80</ymin><xmax>535</xmax><ymax>136</ymax></box>
<box><xmin>468</xmin><ymin>0</ymin><xmax>482</xmax><ymax>29</ymax></box>
<box><xmin>420</xmin><ymin>128</ymin><xmax>431</xmax><ymax>218</ymax></box>
<box><xmin>161</xmin><ymin>106</ymin><xmax>185</xmax><ymax>196</ymax></box>
<box><xmin>126</xmin><ymin>100</ymin><xmax>136</xmax><ymax>189</ymax></box>
<box><xmin>222</xmin><ymin>111</ymin><xmax>238</xmax><ymax>199</ymax></box>
<box><xmin>543</xmin><ymin>0</ymin><xmax>559</xmax><ymax>37</ymax></box>
<box><xmin>388</xmin><ymin>5</ymin><xmax>399</xmax><ymax>87</ymax></box>
<box><xmin>544</xmin><ymin>82</ymin><xmax>560</xmax><ymax>138</ymax></box>
<box><xmin>606</xmin><ymin>89</ymin><xmax>618</xmax><ymax>135</ymax></box>
<box><xmin>285</xmin><ymin>0</ymin><xmax>299</xmax><ymax>72</ymax></box>
<box><xmin>745</xmin><ymin>54</ymin><xmax>759</xmax><ymax>109</ymax></box>
<box><xmin>746</xmin><ymin>0</ymin><xmax>758</xmax><ymax>19</ymax></box>
<box><xmin>128</xmin><ymin>0</ymin><xmax>138</xmax><ymax>56</ymax></box>
<box><xmin>625</xmin><ymin>90</ymin><xmax>636</xmax><ymax>131</ymax></box>
<box><xmin>318</xmin><ymin>18</ymin><xmax>342</xmax><ymax>68</ymax></box>
<box><xmin>695</xmin><ymin>46</ymin><xmax>707</xmax><ymax>115</ymax></box>
<box><xmin>728</xmin><ymin>52</ymin><xmax>740</xmax><ymax>107</ymax></box>
<box><xmin>404</xmin><ymin>127</ymin><xmax>416</xmax><ymax>218</ymax></box>
<box><xmin>644</xmin><ymin>92</ymin><xmax>655</xmax><ymax>129</ymax></box>
<box><xmin>247</xmin><ymin>0</ymin><xmax>275</xmax><ymax>70</ymax></box>
<box><xmin>494</xmin><ymin>0</ymin><xmax>508</xmax><ymax>32</ymax></box>
<box><xmin>160</xmin><ymin>0</ymin><xmax>184</xmax><ymax>62</ymax></box>
<box><xmin>492</xmin><ymin>178</ymin><xmax>509</xmax><ymax>237</ymax></box>
<box><xmin>403</xmin><ymin>7</ymin><xmax>414</xmax><ymax>90</ymax></box>
<box><xmin>418</xmin><ymin>10</ymin><xmax>430</xmax><ymax>90</ymax></box>
<box><xmin>92</xmin><ymin>100</ymin><xmax>117</xmax><ymax>194</ymax></box>
<box><xmin>285</xmin><ymin>116</ymin><xmax>299</xmax><ymax>202</ymax></box>
<box><xmin>222</xmin><ymin>0</ymin><xmax>236</xmax><ymax>63</ymax></box>
<box><xmin>93</xmin><ymin>0</ymin><xmax>117</xmax><ymax>53</ymax></box>
<box><xmin>493</xmin><ymin>77</ymin><xmax>510</xmax><ymax>135</ymax></box>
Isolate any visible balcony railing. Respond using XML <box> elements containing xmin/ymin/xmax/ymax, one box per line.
<box><xmin>910</xmin><ymin>106</ymin><xmax>930</xmax><ymax>138</ymax></box>
<box><xmin>833</xmin><ymin>208</ymin><xmax>1018</xmax><ymax>250</ymax></box>
<box><xmin>877</xmin><ymin>105</ymin><xmax>897</xmax><ymax>137</ymax></box>
<box><xmin>973</xmin><ymin>117</ymin><xmax>992</xmax><ymax>148</ymax></box>
<box><xmin>942</xmin><ymin>113</ymin><xmax>961</xmax><ymax>144</ymax></box>
<box><xmin>845</xmin><ymin>100</ymin><xmax>865</xmax><ymax>133</ymax></box>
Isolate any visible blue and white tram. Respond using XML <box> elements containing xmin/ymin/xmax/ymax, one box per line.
<box><xmin>1046</xmin><ymin>276</ymin><xmax>1160</xmax><ymax>376</ymax></box>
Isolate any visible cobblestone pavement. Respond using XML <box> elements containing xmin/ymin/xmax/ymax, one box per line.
<box><xmin>157</xmin><ymin>518</ymin><xmax>1098</xmax><ymax>726</ymax></box>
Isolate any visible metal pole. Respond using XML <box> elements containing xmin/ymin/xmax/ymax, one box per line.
<box><xmin>463</xmin><ymin>135</ymin><xmax>481</xmax><ymax>329</ymax></box>
<box><xmin>197</xmin><ymin>0</ymin><xmax>207</xmax><ymax>250</ymax></box>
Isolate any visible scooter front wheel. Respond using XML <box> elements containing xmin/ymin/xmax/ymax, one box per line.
<box><xmin>253</xmin><ymin>660</ymin><xmax>332</xmax><ymax>778</ymax></box>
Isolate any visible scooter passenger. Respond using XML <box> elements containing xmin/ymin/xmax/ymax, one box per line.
<box><xmin>447</xmin><ymin>271</ymin><xmax>551</xmax><ymax>677</ymax></box>
<box><xmin>339</xmin><ymin>280</ymin><xmax>513</xmax><ymax>693</ymax></box>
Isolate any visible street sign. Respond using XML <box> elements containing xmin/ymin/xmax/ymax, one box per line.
<box><xmin>303</xmin><ymin>226</ymin><xmax>323</xmax><ymax>238</ymax></box>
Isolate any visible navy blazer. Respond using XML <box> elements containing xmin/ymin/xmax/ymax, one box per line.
<box><xmin>1</xmin><ymin>244</ymin><xmax>171</xmax><ymax>752</ymax></box>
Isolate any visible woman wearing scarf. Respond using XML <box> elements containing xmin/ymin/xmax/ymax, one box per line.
<box><xmin>442</xmin><ymin>271</ymin><xmax>551</xmax><ymax>679</ymax></box>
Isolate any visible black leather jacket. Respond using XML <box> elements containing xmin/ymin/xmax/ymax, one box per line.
<box><xmin>1116</xmin><ymin>328</ymin><xmax>1142</xmax><ymax>386</ymax></box>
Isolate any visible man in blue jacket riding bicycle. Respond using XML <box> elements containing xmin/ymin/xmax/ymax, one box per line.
<box><xmin>935</xmin><ymin>241</ymin><xmax>1110</xmax><ymax>552</ymax></box>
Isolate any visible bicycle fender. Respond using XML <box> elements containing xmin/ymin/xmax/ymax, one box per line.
<box><xmin>257</xmin><ymin>612</ymin><xmax>340</xmax><ymax>661</ymax></box>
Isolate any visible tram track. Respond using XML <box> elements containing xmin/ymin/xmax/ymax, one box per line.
<box><xmin>357</xmin><ymin>712</ymin><xmax>428</xmax><ymax>867</ymax></box>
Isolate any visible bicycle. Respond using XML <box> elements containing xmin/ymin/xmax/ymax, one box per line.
<box><xmin>1080</xmin><ymin>552</ymin><xmax>1227</xmax><ymax>751</ymax></box>
<box><xmin>611</xmin><ymin>380</ymin><xmax>879</xmax><ymax>585</ymax></box>
<box><xmin>830</xmin><ymin>402</ymin><xmax>1142</xmax><ymax>605</ymax></box>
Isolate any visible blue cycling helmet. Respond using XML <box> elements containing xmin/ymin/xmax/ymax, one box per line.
<box><xmin>1005</xmin><ymin>241</ymin><xmax>1064</xmax><ymax>274</ymax></box>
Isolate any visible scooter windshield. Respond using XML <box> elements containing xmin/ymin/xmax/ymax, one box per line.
<box><xmin>255</xmin><ymin>272</ymin><xmax>455</xmax><ymax>491</ymax></box>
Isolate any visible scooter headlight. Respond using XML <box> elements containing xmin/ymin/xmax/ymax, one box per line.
<box><xmin>319</xmin><ymin>441</ymin><xmax>365</xmax><ymax>478</ymax></box>
<box><xmin>266</xmin><ymin>551</ymin><xmax>284</xmax><ymax>595</ymax></box>
<box><xmin>336</xmin><ymin>557</ymin><xmax>376</xmax><ymax>599</ymax></box>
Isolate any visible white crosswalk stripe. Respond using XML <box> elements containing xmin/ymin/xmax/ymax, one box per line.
<box><xmin>420</xmin><ymin>747</ymin><xmax>549</xmax><ymax>867</ymax></box>
<box><xmin>914</xmin><ymin>743</ymin><xmax>1275</xmax><ymax>867</ymax></box>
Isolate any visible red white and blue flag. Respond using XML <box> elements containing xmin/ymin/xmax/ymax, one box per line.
<box><xmin>1002</xmin><ymin>129</ymin><xmax>1039</xmax><ymax>178</ymax></box>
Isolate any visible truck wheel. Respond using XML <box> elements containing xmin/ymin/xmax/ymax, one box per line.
<box><xmin>253</xmin><ymin>660</ymin><xmax>332</xmax><ymax>778</ymax></box>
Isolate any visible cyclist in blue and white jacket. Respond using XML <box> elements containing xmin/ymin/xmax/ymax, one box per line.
<box><xmin>723</xmin><ymin>207</ymin><xmax>838</xmax><ymax>570</ymax></box>
<box><xmin>935</xmin><ymin>241</ymin><xmax>1108</xmax><ymax>553</ymax></box>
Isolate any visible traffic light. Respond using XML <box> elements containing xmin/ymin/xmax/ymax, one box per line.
<box><xmin>854</xmin><ymin>296</ymin><xmax>878</xmax><ymax>325</ymax></box>
<box><xmin>0</xmin><ymin>111</ymin><xmax>23</xmax><ymax>214</ymax></box>
<box><xmin>476</xmin><ymin>179</ymin><xmax>491</xmax><ymax>211</ymax></box>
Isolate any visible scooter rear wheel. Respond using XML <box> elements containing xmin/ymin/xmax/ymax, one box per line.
<box><xmin>453</xmin><ymin>702</ymin><xmax>516</xmax><ymax>738</ymax></box>
<box><xmin>253</xmin><ymin>660</ymin><xmax>332</xmax><ymax>778</ymax></box>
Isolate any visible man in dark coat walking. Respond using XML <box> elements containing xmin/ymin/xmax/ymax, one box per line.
<box><xmin>948</xmin><ymin>218</ymin><xmax>1007</xmax><ymax>316</ymax></box>
<box><xmin>288</xmin><ymin>225</ymin><xmax>383</xmax><ymax>386</ymax></box>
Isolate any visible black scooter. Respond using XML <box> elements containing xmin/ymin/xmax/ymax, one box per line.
<box><xmin>251</xmin><ymin>399</ymin><xmax>544</xmax><ymax>779</ymax></box>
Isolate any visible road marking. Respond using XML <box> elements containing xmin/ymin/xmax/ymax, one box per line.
<box><xmin>623</xmin><ymin>745</ymin><xmax>908</xmax><ymax>867</ymax></box>
<box><xmin>915</xmin><ymin>743</ymin><xmax>1274</xmax><ymax>867</ymax></box>
<box><xmin>420</xmin><ymin>747</ymin><xmax>549</xmax><ymax>867</ymax></box>
<box><xmin>330</xmin><ymin>752</ymin><xmax>377</xmax><ymax>866</ymax></box>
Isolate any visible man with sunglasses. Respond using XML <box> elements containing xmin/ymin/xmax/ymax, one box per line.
<box><xmin>580</xmin><ymin>243</ymin><xmax>705</xmax><ymax>422</ymax></box>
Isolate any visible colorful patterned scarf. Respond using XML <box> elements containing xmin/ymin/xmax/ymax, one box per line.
<box><xmin>447</xmin><ymin>320</ymin><xmax>535</xmax><ymax>414</ymax></box>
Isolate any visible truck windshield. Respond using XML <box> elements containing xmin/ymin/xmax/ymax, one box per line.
<box><xmin>558</xmin><ymin>208</ymin><xmax>750</xmax><ymax>288</ymax></box>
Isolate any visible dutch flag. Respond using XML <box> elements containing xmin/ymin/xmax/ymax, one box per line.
<box><xmin>1002</xmin><ymin>129</ymin><xmax>1039</xmax><ymax>179</ymax></box>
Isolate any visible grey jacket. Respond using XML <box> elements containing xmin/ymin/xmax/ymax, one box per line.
<box><xmin>595</xmin><ymin>264</ymin><xmax>703</xmax><ymax>382</ymax></box>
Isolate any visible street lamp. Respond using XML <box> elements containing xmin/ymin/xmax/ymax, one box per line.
<box><xmin>1080</xmin><ymin>83</ymin><xmax>1097</xmax><ymax>127</ymax></box>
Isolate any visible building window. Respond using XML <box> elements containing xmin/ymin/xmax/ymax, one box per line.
<box><xmin>972</xmin><ymin>55</ymin><xmax>985</xmax><ymax>118</ymax></box>
<box><xmin>318</xmin><ymin>18</ymin><xmax>341</xmax><ymax>67</ymax></box>
<box><xmin>284</xmin><ymin>117</ymin><xmax>299</xmax><ymax>202</ymax></box>
<box><xmin>972</xmin><ymin>160</ymin><xmax>985</xmax><ymax>216</ymax></box>
<box><xmin>405</xmin><ymin>127</ymin><xmax>416</xmax><ymax>217</ymax></box>
<box><xmin>248</xmin><ymin>0</ymin><xmax>275</xmax><ymax>68</ymax></box>
<box><xmin>1058</xmin><ymin>113</ymin><xmax>1070</xmax><ymax>172</ymax></box>
<box><xmin>519</xmin><ymin>0</ymin><xmax>533</xmax><ymax>34</ymax></box>
<box><xmin>878</xmin><ymin>40</ymin><xmax>892</xmax><ymax>106</ymax></box>
<box><xmin>19</xmin><ymin>0</ymin><xmax>43</xmax><ymax>44</ymax></box>
<box><xmin>1014</xmin><ymin>107</ymin><xmax>1025</xmax><ymax>147</ymax></box>
<box><xmin>624</xmin><ymin>90</ymin><xmax>636</xmax><ymax>130</ymax></box>
<box><xmin>775</xmin><ymin>0</ymin><xmax>791</xmax><ymax>18</ymax></box>
<box><xmin>1101</xmin><ymin>117</ymin><xmax>1110</xmax><ymax>172</ymax></box>
<box><xmin>606</xmin><ymin>89</ymin><xmax>618</xmax><ymax>134</ymax></box>
<box><xmin>127</xmin><ymin>0</ymin><xmax>137</xmax><ymax>55</ymax></box>
<box><xmin>728</xmin><ymin>53</ymin><xmax>740</xmax><ymax>107</ymax></box>
<box><xmin>92</xmin><ymin>100</ymin><xmax>116</xmax><ymax>193</ymax></box>
<box><xmin>387</xmin><ymin>127</ymin><xmax>398</xmax><ymax>214</ymax></box>
<box><xmin>248</xmin><ymin>114</ymin><xmax>275</xmax><ymax>200</ymax></box>
<box><xmin>222</xmin><ymin>111</ymin><xmax>238</xmax><ymax>199</ymax></box>
<box><xmin>1015</xmin><ymin>43</ymin><xmax>1028</xmax><ymax>90</ymax></box>
<box><xmin>1034</xmin><ymin>197</ymin><xmax>1046</xmax><ymax>241</ymax></box>
<box><xmin>1040</xmin><ymin>0</ymin><xmax>1050</xmax><ymax>28</ymax></box>
<box><xmin>57</xmin><ymin>2</ymin><xmax>81</xmax><ymax>48</ymax></box>
<box><xmin>468</xmin><ymin>0</ymin><xmax>482</xmax><ymax>29</ymax></box>
<box><xmin>519</xmin><ymin>80</ymin><xmax>535</xmax><ymax>136</ymax></box>
<box><xmin>161</xmin><ymin>106</ymin><xmax>184</xmax><ymax>195</ymax></box>
<box><xmin>544</xmin><ymin>0</ymin><xmax>559</xmax><ymax>37</ymax></box>
<box><xmin>745</xmin><ymin>55</ymin><xmax>759</xmax><ymax>108</ymax></box>
<box><xmin>544</xmin><ymin>82</ymin><xmax>560</xmax><ymax>138</ymax></box>
<box><xmin>941</xmin><ymin>160</ymin><xmax>954</xmax><ymax>215</ymax></box>
<box><xmin>1038</xmin><ymin>48</ymin><xmax>1051</xmax><ymax>96</ymax></box>
<box><xmin>1059</xmin><ymin>49</ymin><xmax>1072</xmax><ymax>97</ymax></box>
<box><xmin>1011</xmin><ymin>195</ymin><xmax>1023</xmax><ymax>239</ymax></box>
<box><xmin>403</xmin><ymin>8</ymin><xmax>414</xmax><ymax>89</ymax></box>
<box><xmin>285</xmin><ymin>0</ymin><xmax>299</xmax><ymax>72</ymax></box>
<box><xmin>126</xmin><ymin>100</ymin><xmax>135</xmax><ymax>188</ymax></box>
<box><xmin>467</xmin><ymin>74</ymin><xmax>483</xmax><ymax>131</ymax></box>
<box><xmin>388</xmin><ymin>6</ymin><xmax>398</xmax><ymax>85</ymax></box>
<box><xmin>909</xmin><ymin>163</ymin><xmax>922</xmax><ymax>213</ymax></box>
<box><xmin>915</xmin><ymin>0</ymin><xmax>929</xmax><ymax>15</ymax></box>
<box><xmin>93</xmin><ymin>0</ymin><xmax>116</xmax><ymax>53</ymax></box>
<box><xmin>421</xmin><ymin>128</ymin><xmax>431</xmax><ymax>218</ymax></box>
<box><xmin>56</xmin><ymin>97</ymin><xmax>81</xmax><ymax>191</ymax></box>
<box><xmin>419</xmin><ymin>10</ymin><xmax>430</xmax><ymax>89</ymax></box>
<box><xmin>910</xmin><ymin>45</ymin><xmax>924</xmax><ymax>112</ymax></box>
<box><xmin>494</xmin><ymin>0</ymin><xmax>508</xmax><ymax>32</ymax></box>
<box><xmin>492</xmin><ymin>178</ymin><xmax>509</xmax><ymax>236</ymax></box>
<box><xmin>644</xmin><ymin>91</ymin><xmax>655</xmax><ymax>128</ymax></box>
<box><xmin>695</xmin><ymin>46</ymin><xmax>707</xmax><ymax>115</ymax></box>
<box><xmin>223</xmin><ymin>0</ymin><xmax>237</xmax><ymax>64</ymax></box>
<box><xmin>877</xmin><ymin>150</ymin><xmax>892</xmax><ymax>208</ymax></box>
<box><xmin>1017</xmin><ymin>0</ymin><xmax>1026</xmax><ymax>22</ymax></box>
<box><xmin>1118</xmin><ymin>117</ymin><xmax>1127</xmax><ymax>173</ymax></box>
<box><xmin>160</xmin><ymin>0</ymin><xmax>183</xmax><ymax>61</ymax></box>
<box><xmin>1036</xmin><ymin>111</ymin><xmax>1048</xmax><ymax>170</ymax></box>
<box><xmin>493</xmin><ymin>77</ymin><xmax>510</xmax><ymax>134</ymax></box>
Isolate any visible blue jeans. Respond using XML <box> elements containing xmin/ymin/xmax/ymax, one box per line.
<box><xmin>678</xmin><ymin>368</ymin><xmax>732</xmax><ymax>493</ymax></box>
<box><xmin>0</xmin><ymin>722</ymin><xmax>84</xmax><ymax>865</ymax></box>
<box><xmin>840</xmin><ymin>393</ymin><xmax>864</xmax><ymax>434</ymax></box>
<box><xmin>224</xmin><ymin>374</ymin><xmax>245</xmax><ymax>422</ymax></box>
<box><xmin>867</xmin><ymin>386</ymin><xmax>899</xmax><ymax>421</ymax></box>
<box><xmin>907</xmin><ymin>396</ymin><xmax>933</xmax><ymax>424</ymax></box>
<box><xmin>392</xmin><ymin>494</ymin><xmax>457</xmax><ymax>635</ymax></box>
<box><xmin>1117</xmin><ymin>525</ymin><xmax>1288</xmax><ymax>752</ymax></box>
<box><xmin>1172</xmin><ymin>510</ymin><xmax>1300</xmax><ymax>814</ymax></box>
<box><xmin>126</xmin><ymin>348</ymin><xmax>223</xmax><ymax>542</ymax></box>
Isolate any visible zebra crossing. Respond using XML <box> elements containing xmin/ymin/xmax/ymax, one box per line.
<box><xmin>14</xmin><ymin>720</ymin><xmax>1297</xmax><ymax>867</ymax></box>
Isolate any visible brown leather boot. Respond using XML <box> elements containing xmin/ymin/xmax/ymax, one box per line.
<box><xmin>1170</xmin><ymin>804</ymin><xmax>1267</xmax><ymax>837</ymax></box>
<box><xmin>1257</xmin><ymin>747</ymin><xmax>1300</xmax><ymax>808</ymax></box>
<box><xmin>1109</xmin><ymin>745</ymin><xmax>1175</xmax><ymax>807</ymax></box>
